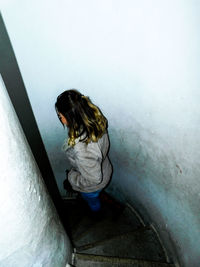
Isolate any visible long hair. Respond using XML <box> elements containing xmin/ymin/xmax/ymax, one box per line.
<box><xmin>55</xmin><ymin>89</ymin><xmax>107</xmax><ymax>146</ymax></box>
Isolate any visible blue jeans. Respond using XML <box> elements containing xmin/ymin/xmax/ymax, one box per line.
<box><xmin>80</xmin><ymin>190</ymin><xmax>101</xmax><ymax>212</ymax></box>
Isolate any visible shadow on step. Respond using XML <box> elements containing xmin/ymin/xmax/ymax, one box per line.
<box><xmin>61</xmin><ymin>192</ymin><xmax>175</xmax><ymax>267</ymax></box>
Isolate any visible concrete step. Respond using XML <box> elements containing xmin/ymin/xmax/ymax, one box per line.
<box><xmin>63</xmin><ymin>198</ymin><xmax>174</xmax><ymax>266</ymax></box>
<box><xmin>72</xmin><ymin>215</ymin><xmax>101</xmax><ymax>241</ymax></box>
<box><xmin>63</xmin><ymin>199</ymin><xmax>86</xmax><ymax>228</ymax></box>
<box><xmin>77</xmin><ymin>228</ymin><xmax>166</xmax><ymax>262</ymax></box>
<box><xmin>73</xmin><ymin>206</ymin><xmax>143</xmax><ymax>247</ymax></box>
<box><xmin>74</xmin><ymin>253</ymin><xmax>175</xmax><ymax>267</ymax></box>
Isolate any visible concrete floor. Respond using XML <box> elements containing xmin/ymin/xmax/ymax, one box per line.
<box><xmin>62</xmin><ymin>193</ymin><xmax>175</xmax><ymax>267</ymax></box>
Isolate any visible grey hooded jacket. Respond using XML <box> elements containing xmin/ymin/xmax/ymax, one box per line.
<box><xmin>63</xmin><ymin>132</ymin><xmax>112</xmax><ymax>193</ymax></box>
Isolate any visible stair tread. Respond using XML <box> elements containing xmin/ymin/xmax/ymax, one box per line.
<box><xmin>74</xmin><ymin>206</ymin><xmax>142</xmax><ymax>246</ymax></box>
<box><xmin>77</xmin><ymin>228</ymin><xmax>166</xmax><ymax>262</ymax></box>
<box><xmin>63</xmin><ymin>199</ymin><xmax>85</xmax><ymax>228</ymax></box>
<box><xmin>72</xmin><ymin>215</ymin><xmax>100</xmax><ymax>241</ymax></box>
<box><xmin>63</xmin><ymin>194</ymin><xmax>140</xmax><ymax>228</ymax></box>
<box><xmin>63</xmin><ymin>198</ymin><xmax>174</xmax><ymax>265</ymax></box>
<box><xmin>74</xmin><ymin>253</ymin><xmax>175</xmax><ymax>267</ymax></box>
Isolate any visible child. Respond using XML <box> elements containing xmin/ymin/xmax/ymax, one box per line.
<box><xmin>55</xmin><ymin>89</ymin><xmax>112</xmax><ymax>214</ymax></box>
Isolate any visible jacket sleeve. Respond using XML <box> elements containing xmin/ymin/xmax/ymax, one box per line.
<box><xmin>68</xmin><ymin>145</ymin><xmax>103</xmax><ymax>191</ymax></box>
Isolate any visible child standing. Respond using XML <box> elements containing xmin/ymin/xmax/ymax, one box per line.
<box><xmin>55</xmin><ymin>89</ymin><xmax>112</xmax><ymax>214</ymax></box>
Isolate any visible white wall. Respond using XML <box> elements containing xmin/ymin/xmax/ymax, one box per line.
<box><xmin>0</xmin><ymin>75</ymin><xmax>72</xmax><ymax>266</ymax></box>
<box><xmin>1</xmin><ymin>1</ymin><xmax>200</xmax><ymax>266</ymax></box>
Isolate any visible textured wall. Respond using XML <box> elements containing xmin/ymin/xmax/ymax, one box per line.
<box><xmin>1</xmin><ymin>1</ymin><xmax>200</xmax><ymax>266</ymax></box>
<box><xmin>0</xmin><ymin>75</ymin><xmax>72</xmax><ymax>266</ymax></box>
<box><xmin>0</xmin><ymin>13</ymin><xmax>64</xmax><ymax>222</ymax></box>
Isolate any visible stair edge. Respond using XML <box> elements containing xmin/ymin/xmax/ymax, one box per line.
<box><xmin>76</xmin><ymin>226</ymin><xmax>151</xmax><ymax>252</ymax></box>
<box><xmin>75</xmin><ymin>253</ymin><xmax>175</xmax><ymax>266</ymax></box>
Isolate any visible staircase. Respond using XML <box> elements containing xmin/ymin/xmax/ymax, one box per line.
<box><xmin>63</xmin><ymin>193</ymin><xmax>175</xmax><ymax>267</ymax></box>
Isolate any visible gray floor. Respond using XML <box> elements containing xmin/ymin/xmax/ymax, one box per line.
<box><xmin>63</xmin><ymin>193</ymin><xmax>175</xmax><ymax>267</ymax></box>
